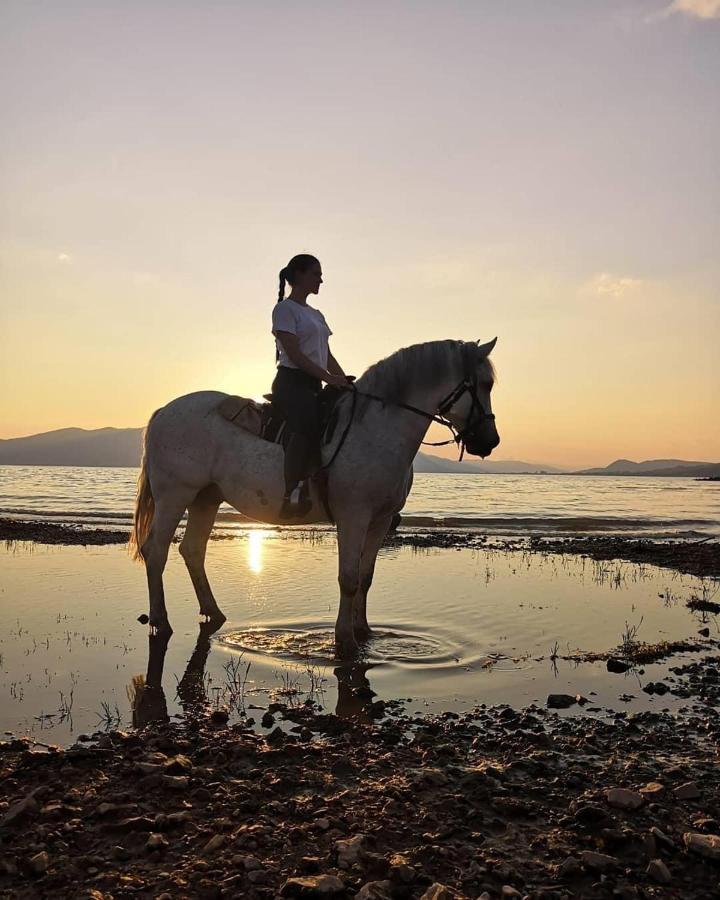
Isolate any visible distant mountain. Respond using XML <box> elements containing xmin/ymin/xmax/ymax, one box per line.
<box><xmin>413</xmin><ymin>451</ymin><xmax>562</xmax><ymax>474</ymax></box>
<box><xmin>1</xmin><ymin>429</ymin><xmax>716</xmax><ymax>477</ymax></box>
<box><xmin>575</xmin><ymin>458</ymin><xmax>720</xmax><ymax>478</ymax></box>
<box><xmin>0</xmin><ymin>427</ymin><xmax>143</xmax><ymax>467</ymax></box>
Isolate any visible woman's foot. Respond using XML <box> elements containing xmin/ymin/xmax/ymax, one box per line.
<box><xmin>279</xmin><ymin>484</ymin><xmax>312</xmax><ymax>520</ymax></box>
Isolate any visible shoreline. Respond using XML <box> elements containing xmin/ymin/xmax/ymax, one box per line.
<box><xmin>2</xmin><ymin>517</ymin><xmax>719</xmax><ymax>580</ymax></box>
<box><xmin>1</xmin><ymin>688</ymin><xmax>719</xmax><ymax>899</ymax></box>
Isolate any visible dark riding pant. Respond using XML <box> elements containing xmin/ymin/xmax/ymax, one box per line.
<box><xmin>271</xmin><ymin>366</ymin><xmax>322</xmax><ymax>494</ymax></box>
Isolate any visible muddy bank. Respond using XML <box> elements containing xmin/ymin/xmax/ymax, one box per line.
<box><xmin>2</xmin><ymin>668</ymin><xmax>720</xmax><ymax>900</ymax></box>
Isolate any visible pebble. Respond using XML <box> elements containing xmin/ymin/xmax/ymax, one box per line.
<box><xmin>356</xmin><ymin>881</ymin><xmax>394</xmax><ymax>900</ymax></box>
<box><xmin>683</xmin><ymin>832</ymin><xmax>720</xmax><ymax>860</ymax></box>
<box><xmin>606</xmin><ymin>787</ymin><xmax>644</xmax><ymax>810</ymax></box>
<box><xmin>640</xmin><ymin>781</ymin><xmax>665</xmax><ymax>799</ymax></box>
<box><xmin>202</xmin><ymin>834</ymin><xmax>225</xmax><ymax>854</ymax></box>
<box><xmin>580</xmin><ymin>850</ymin><xmax>619</xmax><ymax>873</ymax></box>
<box><xmin>281</xmin><ymin>874</ymin><xmax>346</xmax><ymax>897</ymax></box>
<box><xmin>547</xmin><ymin>694</ymin><xmax>576</xmax><ymax>709</ymax></box>
<box><xmin>674</xmin><ymin>781</ymin><xmax>701</xmax><ymax>800</ymax></box>
<box><xmin>146</xmin><ymin>832</ymin><xmax>169</xmax><ymax>852</ymax></box>
<box><xmin>335</xmin><ymin>834</ymin><xmax>368</xmax><ymax>868</ymax></box>
<box><xmin>28</xmin><ymin>850</ymin><xmax>49</xmax><ymax>876</ymax></box>
<box><xmin>646</xmin><ymin>858</ymin><xmax>671</xmax><ymax>884</ymax></box>
<box><xmin>419</xmin><ymin>885</ymin><xmax>454</xmax><ymax>900</ymax></box>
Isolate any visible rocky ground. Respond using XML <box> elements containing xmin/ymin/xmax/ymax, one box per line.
<box><xmin>2</xmin><ymin>664</ymin><xmax>720</xmax><ymax>900</ymax></box>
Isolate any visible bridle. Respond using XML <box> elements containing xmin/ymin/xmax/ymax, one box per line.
<box><xmin>323</xmin><ymin>342</ymin><xmax>495</xmax><ymax>469</ymax></box>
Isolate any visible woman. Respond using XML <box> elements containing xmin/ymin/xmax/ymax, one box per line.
<box><xmin>272</xmin><ymin>254</ymin><xmax>352</xmax><ymax>519</ymax></box>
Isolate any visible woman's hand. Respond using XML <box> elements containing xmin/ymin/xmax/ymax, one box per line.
<box><xmin>326</xmin><ymin>373</ymin><xmax>353</xmax><ymax>389</ymax></box>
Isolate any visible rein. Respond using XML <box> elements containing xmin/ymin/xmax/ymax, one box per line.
<box><xmin>320</xmin><ymin>348</ymin><xmax>494</xmax><ymax>470</ymax></box>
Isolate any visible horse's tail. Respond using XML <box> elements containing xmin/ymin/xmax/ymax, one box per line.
<box><xmin>128</xmin><ymin>411</ymin><xmax>159</xmax><ymax>564</ymax></box>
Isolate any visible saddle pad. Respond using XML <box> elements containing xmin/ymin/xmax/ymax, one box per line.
<box><xmin>217</xmin><ymin>395</ymin><xmax>264</xmax><ymax>436</ymax></box>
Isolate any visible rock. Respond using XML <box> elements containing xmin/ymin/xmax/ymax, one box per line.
<box><xmin>547</xmin><ymin>694</ymin><xmax>576</xmax><ymax>709</ymax></box>
<box><xmin>558</xmin><ymin>856</ymin><xmax>582</xmax><ymax>878</ymax></box>
<box><xmin>639</xmin><ymin>782</ymin><xmax>665</xmax><ymax>799</ymax></box>
<box><xmin>261</xmin><ymin>712</ymin><xmax>275</xmax><ymax>728</ymax></box>
<box><xmin>646</xmin><ymin>859</ymin><xmax>671</xmax><ymax>884</ymax></box>
<box><xmin>501</xmin><ymin>887</ymin><xmax>523</xmax><ymax>898</ymax></box>
<box><xmin>164</xmin><ymin>754</ymin><xmax>193</xmax><ymax>774</ymax></box>
<box><xmin>419</xmin><ymin>885</ymin><xmax>453</xmax><ymax>900</ymax></box>
<box><xmin>674</xmin><ymin>781</ymin><xmax>700</xmax><ymax>800</ymax></box>
<box><xmin>699</xmin><ymin>627</ymin><xmax>710</xmax><ymax>637</ymax></box>
<box><xmin>202</xmin><ymin>834</ymin><xmax>225</xmax><ymax>854</ymax></box>
<box><xmin>356</xmin><ymin>881</ymin><xmax>394</xmax><ymax>900</ymax></box>
<box><xmin>335</xmin><ymin>833</ymin><xmax>368</xmax><ymax>868</ymax></box>
<box><xmin>281</xmin><ymin>874</ymin><xmax>346</xmax><ymax>897</ymax></box>
<box><xmin>162</xmin><ymin>775</ymin><xmax>189</xmax><ymax>790</ymax></box>
<box><xmin>389</xmin><ymin>861</ymin><xmax>416</xmax><ymax>884</ymax></box>
<box><xmin>683</xmin><ymin>832</ymin><xmax>720</xmax><ymax>860</ymax></box>
<box><xmin>146</xmin><ymin>832</ymin><xmax>169</xmax><ymax>852</ymax></box>
<box><xmin>607</xmin><ymin>658</ymin><xmax>631</xmax><ymax>673</ymax></box>
<box><xmin>0</xmin><ymin>790</ymin><xmax>40</xmax><ymax>827</ymax></box>
<box><xmin>210</xmin><ymin>709</ymin><xmax>229</xmax><ymax>724</ymax></box>
<box><xmin>28</xmin><ymin>851</ymin><xmax>49</xmax><ymax>876</ymax></box>
<box><xmin>606</xmin><ymin>788</ymin><xmax>644</xmax><ymax>810</ymax></box>
<box><xmin>580</xmin><ymin>850</ymin><xmax>619</xmax><ymax>873</ymax></box>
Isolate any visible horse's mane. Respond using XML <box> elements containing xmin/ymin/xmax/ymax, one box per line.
<box><xmin>355</xmin><ymin>340</ymin><xmax>495</xmax><ymax>413</ymax></box>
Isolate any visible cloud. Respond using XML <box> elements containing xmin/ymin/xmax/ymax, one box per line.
<box><xmin>659</xmin><ymin>0</ymin><xmax>720</xmax><ymax>19</ymax></box>
<box><xmin>586</xmin><ymin>273</ymin><xmax>644</xmax><ymax>299</ymax></box>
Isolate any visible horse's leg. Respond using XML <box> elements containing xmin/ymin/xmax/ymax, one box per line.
<box><xmin>335</xmin><ymin>516</ymin><xmax>370</xmax><ymax>659</ymax></box>
<box><xmin>179</xmin><ymin>488</ymin><xmax>225</xmax><ymax>622</ymax></box>
<box><xmin>354</xmin><ymin>514</ymin><xmax>393</xmax><ymax>642</ymax></box>
<box><xmin>141</xmin><ymin>494</ymin><xmax>192</xmax><ymax>635</ymax></box>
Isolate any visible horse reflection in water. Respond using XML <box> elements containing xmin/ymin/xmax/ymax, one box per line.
<box><xmin>129</xmin><ymin>628</ymin><xmax>379</xmax><ymax>727</ymax></box>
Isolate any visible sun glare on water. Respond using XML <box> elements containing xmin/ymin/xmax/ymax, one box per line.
<box><xmin>247</xmin><ymin>529</ymin><xmax>274</xmax><ymax>574</ymax></box>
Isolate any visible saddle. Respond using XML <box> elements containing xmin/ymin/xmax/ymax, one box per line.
<box><xmin>216</xmin><ymin>384</ymin><xmax>347</xmax><ymax>448</ymax></box>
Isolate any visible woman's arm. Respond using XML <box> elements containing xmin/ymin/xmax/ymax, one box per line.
<box><xmin>326</xmin><ymin>349</ymin><xmax>348</xmax><ymax>380</ymax></box>
<box><xmin>276</xmin><ymin>332</ymin><xmax>348</xmax><ymax>385</ymax></box>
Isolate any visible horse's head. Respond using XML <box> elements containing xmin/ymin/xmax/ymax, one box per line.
<box><xmin>444</xmin><ymin>338</ymin><xmax>500</xmax><ymax>459</ymax></box>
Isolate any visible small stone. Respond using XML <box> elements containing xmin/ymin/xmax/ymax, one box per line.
<box><xmin>607</xmin><ymin>658</ymin><xmax>631</xmax><ymax>673</ymax></box>
<box><xmin>683</xmin><ymin>832</ymin><xmax>720</xmax><ymax>860</ymax></box>
<box><xmin>335</xmin><ymin>834</ymin><xmax>368</xmax><ymax>868</ymax></box>
<box><xmin>640</xmin><ymin>782</ymin><xmax>665</xmax><ymax>799</ymax></box>
<box><xmin>646</xmin><ymin>859</ymin><xmax>671</xmax><ymax>884</ymax></box>
<box><xmin>356</xmin><ymin>882</ymin><xmax>394</xmax><ymax>900</ymax></box>
<box><xmin>202</xmin><ymin>834</ymin><xmax>225</xmax><ymax>854</ymax></box>
<box><xmin>419</xmin><ymin>885</ymin><xmax>453</xmax><ymax>900</ymax></box>
<box><xmin>281</xmin><ymin>874</ymin><xmax>346</xmax><ymax>897</ymax></box>
<box><xmin>164</xmin><ymin>754</ymin><xmax>193</xmax><ymax>774</ymax></box>
<box><xmin>261</xmin><ymin>711</ymin><xmax>275</xmax><ymax>728</ymax></box>
<box><xmin>674</xmin><ymin>781</ymin><xmax>700</xmax><ymax>800</ymax></box>
<box><xmin>146</xmin><ymin>832</ymin><xmax>169</xmax><ymax>852</ymax></box>
<box><xmin>1</xmin><ymin>791</ymin><xmax>39</xmax><ymax>827</ymax></box>
<box><xmin>580</xmin><ymin>850</ymin><xmax>619</xmax><ymax>873</ymax></box>
<box><xmin>699</xmin><ymin>627</ymin><xmax>710</xmax><ymax>637</ymax></box>
<box><xmin>137</xmin><ymin>613</ymin><xmax>149</xmax><ymax>624</ymax></box>
<box><xmin>606</xmin><ymin>788</ymin><xmax>644</xmax><ymax>810</ymax></box>
<box><xmin>210</xmin><ymin>709</ymin><xmax>229</xmax><ymax>724</ymax></box>
<box><xmin>501</xmin><ymin>887</ymin><xmax>523</xmax><ymax>898</ymax></box>
<box><xmin>547</xmin><ymin>693</ymin><xmax>577</xmax><ymax>709</ymax></box>
<box><xmin>558</xmin><ymin>856</ymin><xmax>582</xmax><ymax>878</ymax></box>
<box><xmin>315</xmin><ymin>817</ymin><xmax>331</xmax><ymax>831</ymax></box>
<box><xmin>28</xmin><ymin>851</ymin><xmax>49</xmax><ymax>876</ymax></box>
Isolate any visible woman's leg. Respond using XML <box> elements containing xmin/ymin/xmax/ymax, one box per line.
<box><xmin>272</xmin><ymin>368</ymin><xmax>321</xmax><ymax>501</ymax></box>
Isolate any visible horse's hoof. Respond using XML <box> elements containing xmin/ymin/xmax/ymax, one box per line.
<box><xmin>200</xmin><ymin>610</ymin><xmax>227</xmax><ymax>626</ymax></box>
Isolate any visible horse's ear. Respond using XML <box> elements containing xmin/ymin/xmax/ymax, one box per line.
<box><xmin>476</xmin><ymin>337</ymin><xmax>497</xmax><ymax>357</ymax></box>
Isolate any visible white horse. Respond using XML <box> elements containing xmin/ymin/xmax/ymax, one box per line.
<box><xmin>129</xmin><ymin>338</ymin><xmax>499</xmax><ymax>658</ymax></box>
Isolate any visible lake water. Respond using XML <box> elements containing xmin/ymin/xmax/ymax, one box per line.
<box><xmin>1</xmin><ymin>466</ymin><xmax>719</xmax><ymax>537</ymax></box>
<box><xmin>1</xmin><ymin>466</ymin><xmax>718</xmax><ymax>746</ymax></box>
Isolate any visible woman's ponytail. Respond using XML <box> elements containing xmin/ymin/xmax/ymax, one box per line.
<box><xmin>277</xmin><ymin>267</ymin><xmax>287</xmax><ymax>303</ymax></box>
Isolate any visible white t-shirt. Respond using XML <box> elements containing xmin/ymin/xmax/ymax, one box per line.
<box><xmin>272</xmin><ymin>300</ymin><xmax>332</xmax><ymax>370</ymax></box>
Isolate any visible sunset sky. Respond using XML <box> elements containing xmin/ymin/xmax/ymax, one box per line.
<box><xmin>1</xmin><ymin>0</ymin><xmax>718</xmax><ymax>468</ymax></box>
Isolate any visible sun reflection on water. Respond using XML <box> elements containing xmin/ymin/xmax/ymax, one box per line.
<box><xmin>247</xmin><ymin>529</ymin><xmax>274</xmax><ymax>574</ymax></box>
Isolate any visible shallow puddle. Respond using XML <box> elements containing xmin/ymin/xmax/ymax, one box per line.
<box><xmin>0</xmin><ymin>531</ymin><xmax>717</xmax><ymax>745</ymax></box>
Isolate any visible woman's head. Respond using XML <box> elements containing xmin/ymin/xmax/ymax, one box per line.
<box><xmin>278</xmin><ymin>254</ymin><xmax>322</xmax><ymax>302</ymax></box>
